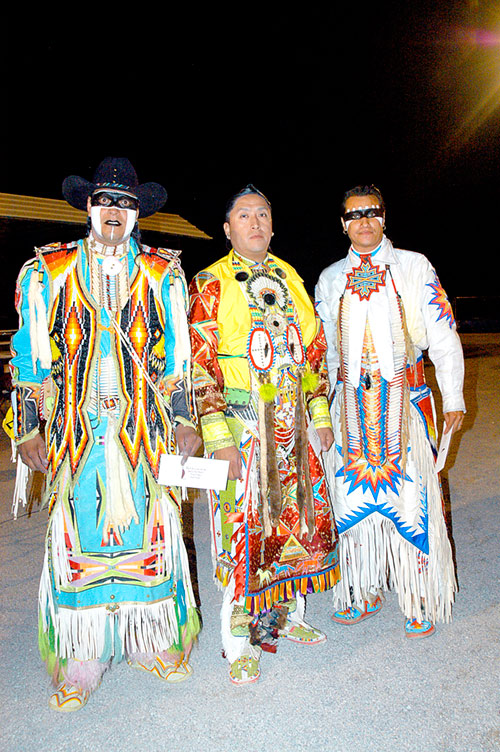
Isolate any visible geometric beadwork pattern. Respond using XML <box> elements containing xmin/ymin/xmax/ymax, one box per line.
<box><xmin>346</xmin><ymin>255</ymin><xmax>386</xmax><ymax>300</ymax></box>
<box><xmin>190</xmin><ymin>253</ymin><xmax>340</xmax><ymax>615</ymax></box>
<box><xmin>427</xmin><ymin>271</ymin><xmax>455</xmax><ymax>327</ymax></box>
<box><xmin>40</xmin><ymin>244</ymin><xmax>183</xmax><ymax>484</ymax></box>
<box><xmin>118</xmin><ymin>265</ymin><xmax>171</xmax><ymax>478</ymax></box>
<box><xmin>45</xmin><ymin>246</ymin><xmax>94</xmax><ymax>481</ymax></box>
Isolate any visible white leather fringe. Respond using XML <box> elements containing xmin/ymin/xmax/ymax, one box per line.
<box><xmin>39</xmin><ymin>489</ymin><xmax>195</xmax><ymax>661</ymax></box>
<box><xmin>328</xmin><ymin>404</ymin><xmax>457</xmax><ymax>623</ymax></box>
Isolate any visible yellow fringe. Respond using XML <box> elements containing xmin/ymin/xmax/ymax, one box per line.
<box><xmin>239</xmin><ymin>561</ymin><xmax>341</xmax><ymax>614</ymax></box>
<box><xmin>215</xmin><ymin>565</ymin><xmax>231</xmax><ymax>587</ymax></box>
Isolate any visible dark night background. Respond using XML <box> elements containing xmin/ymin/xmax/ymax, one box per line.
<box><xmin>3</xmin><ymin>2</ymin><xmax>500</xmax><ymax>328</ymax></box>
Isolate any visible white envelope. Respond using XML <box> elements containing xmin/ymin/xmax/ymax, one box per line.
<box><xmin>158</xmin><ymin>454</ymin><xmax>230</xmax><ymax>491</ymax></box>
<box><xmin>435</xmin><ymin>425</ymin><xmax>452</xmax><ymax>473</ymax></box>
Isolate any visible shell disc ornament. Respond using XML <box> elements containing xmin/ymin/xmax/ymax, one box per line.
<box><xmin>264</xmin><ymin>310</ymin><xmax>287</xmax><ymax>336</ymax></box>
<box><xmin>248</xmin><ymin>327</ymin><xmax>275</xmax><ymax>371</ymax></box>
<box><xmin>101</xmin><ymin>256</ymin><xmax>124</xmax><ymax>276</ymax></box>
<box><xmin>286</xmin><ymin>322</ymin><xmax>306</xmax><ymax>365</ymax></box>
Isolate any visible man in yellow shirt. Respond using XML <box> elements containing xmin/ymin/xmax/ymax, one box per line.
<box><xmin>189</xmin><ymin>185</ymin><xmax>339</xmax><ymax>684</ymax></box>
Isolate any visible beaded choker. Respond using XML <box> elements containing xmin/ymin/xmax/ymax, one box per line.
<box><xmin>87</xmin><ymin>237</ymin><xmax>131</xmax><ymax>312</ymax></box>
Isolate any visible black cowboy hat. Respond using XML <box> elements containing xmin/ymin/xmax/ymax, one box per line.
<box><xmin>62</xmin><ymin>157</ymin><xmax>167</xmax><ymax>218</ymax></box>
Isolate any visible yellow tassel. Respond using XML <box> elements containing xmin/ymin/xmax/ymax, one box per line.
<box><xmin>259</xmin><ymin>382</ymin><xmax>277</xmax><ymax>402</ymax></box>
<box><xmin>301</xmin><ymin>371</ymin><xmax>319</xmax><ymax>393</ymax></box>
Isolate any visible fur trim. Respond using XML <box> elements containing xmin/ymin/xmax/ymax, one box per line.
<box><xmin>257</xmin><ymin>380</ymin><xmax>281</xmax><ymax>535</ymax></box>
<box><xmin>265</xmin><ymin>398</ymin><xmax>281</xmax><ymax>525</ymax></box>
<box><xmin>294</xmin><ymin>372</ymin><xmax>315</xmax><ymax>539</ymax></box>
<box><xmin>64</xmin><ymin>658</ymin><xmax>108</xmax><ymax>692</ymax></box>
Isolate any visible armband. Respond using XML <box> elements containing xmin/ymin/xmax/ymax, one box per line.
<box><xmin>200</xmin><ymin>411</ymin><xmax>235</xmax><ymax>453</ymax></box>
<box><xmin>174</xmin><ymin>415</ymin><xmax>197</xmax><ymax>431</ymax></box>
<box><xmin>12</xmin><ymin>384</ymin><xmax>40</xmax><ymax>442</ymax></box>
<box><xmin>309</xmin><ymin>396</ymin><xmax>332</xmax><ymax>430</ymax></box>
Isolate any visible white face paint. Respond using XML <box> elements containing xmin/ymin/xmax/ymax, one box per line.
<box><xmin>90</xmin><ymin>206</ymin><xmax>137</xmax><ymax>246</ymax></box>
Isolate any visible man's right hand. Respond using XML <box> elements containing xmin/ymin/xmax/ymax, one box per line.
<box><xmin>18</xmin><ymin>434</ymin><xmax>48</xmax><ymax>473</ymax></box>
<box><xmin>214</xmin><ymin>445</ymin><xmax>242</xmax><ymax>481</ymax></box>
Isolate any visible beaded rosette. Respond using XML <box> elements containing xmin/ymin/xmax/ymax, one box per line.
<box><xmin>232</xmin><ymin>254</ymin><xmax>306</xmax><ymax>383</ymax></box>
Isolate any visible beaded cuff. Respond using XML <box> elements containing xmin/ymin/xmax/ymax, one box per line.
<box><xmin>16</xmin><ymin>426</ymin><xmax>40</xmax><ymax>446</ymax></box>
<box><xmin>200</xmin><ymin>411</ymin><xmax>235</xmax><ymax>453</ymax></box>
<box><xmin>174</xmin><ymin>415</ymin><xmax>197</xmax><ymax>430</ymax></box>
<box><xmin>309</xmin><ymin>396</ymin><xmax>332</xmax><ymax>430</ymax></box>
<box><xmin>13</xmin><ymin>384</ymin><xmax>40</xmax><ymax>443</ymax></box>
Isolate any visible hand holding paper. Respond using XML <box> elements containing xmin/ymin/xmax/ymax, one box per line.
<box><xmin>435</xmin><ymin>425</ymin><xmax>452</xmax><ymax>473</ymax></box>
<box><xmin>436</xmin><ymin>411</ymin><xmax>464</xmax><ymax>472</ymax></box>
<box><xmin>175</xmin><ymin>425</ymin><xmax>202</xmax><ymax>463</ymax></box>
<box><xmin>159</xmin><ymin>454</ymin><xmax>229</xmax><ymax>491</ymax></box>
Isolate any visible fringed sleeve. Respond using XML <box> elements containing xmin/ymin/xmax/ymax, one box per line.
<box><xmin>9</xmin><ymin>254</ymin><xmax>52</xmax><ymax>516</ymax></box>
<box><xmin>10</xmin><ymin>257</ymin><xmax>52</xmax><ymax>443</ymax></box>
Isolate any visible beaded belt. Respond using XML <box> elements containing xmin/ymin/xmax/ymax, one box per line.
<box><xmin>406</xmin><ymin>357</ymin><xmax>426</xmax><ymax>388</ymax></box>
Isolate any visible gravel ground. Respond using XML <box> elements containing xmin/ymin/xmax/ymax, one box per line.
<box><xmin>0</xmin><ymin>333</ymin><xmax>498</xmax><ymax>752</ymax></box>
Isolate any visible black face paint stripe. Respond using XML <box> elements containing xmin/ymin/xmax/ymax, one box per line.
<box><xmin>91</xmin><ymin>191</ymin><xmax>139</xmax><ymax>211</ymax></box>
<box><xmin>343</xmin><ymin>207</ymin><xmax>384</xmax><ymax>221</ymax></box>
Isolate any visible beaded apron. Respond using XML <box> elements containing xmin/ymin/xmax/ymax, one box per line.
<box><xmin>211</xmin><ymin>254</ymin><xmax>339</xmax><ymax>614</ymax></box>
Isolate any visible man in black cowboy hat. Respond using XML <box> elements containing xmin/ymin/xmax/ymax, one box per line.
<box><xmin>10</xmin><ymin>157</ymin><xmax>201</xmax><ymax>711</ymax></box>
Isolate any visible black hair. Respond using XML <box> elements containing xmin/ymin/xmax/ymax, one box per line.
<box><xmin>341</xmin><ymin>184</ymin><xmax>385</xmax><ymax>215</ymax></box>
<box><xmin>131</xmin><ymin>222</ymin><xmax>142</xmax><ymax>245</ymax></box>
<box><xmin>224</xmin><ymin>184</ymin><xmax>272</xmax><ymax>222</ymax></box>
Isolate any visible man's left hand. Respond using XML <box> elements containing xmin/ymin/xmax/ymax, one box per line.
<box><xmin>175</xmin><ymin>425</ymin><xmax>202</xmax><ymax>463</ymax></box>
<box><xmin>316</xmin><ymin>427</ymin><xmax>334</xmax><ymax>452</ymax></box>
<box><xmin>443</xmin><ymin>411</ymin><xmax>465</xmax><ymax>435</ymax></box>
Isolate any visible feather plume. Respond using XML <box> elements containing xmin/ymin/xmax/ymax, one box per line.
<box><xmin>28</xmin><ymin>261</ymin><xmax>52</xmax><ymax>372</ymax></box>
<box><xmin>301</xmin><ymin>371</ymin><xmax>319</xmax><ymax>394</ymax></box>
<box><xmin>259</xmin><ymin>381</ymin><xmax>278</xmax><ymax>402</ymax></box>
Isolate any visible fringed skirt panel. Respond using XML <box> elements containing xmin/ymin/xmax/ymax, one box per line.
<box><xmin>209</xmin><ymin>414</ymin><xmax>340</xmax><ymax>615</ymax></box>
<box><xmin>325</xmin><ymin>371</ymin><xmax>456</xmax><ymax>623</ymax></box>
<box><xmin>38</xmin><ymin>417</ymin><xmax>199</xmax><ymax>662</ymax></box>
